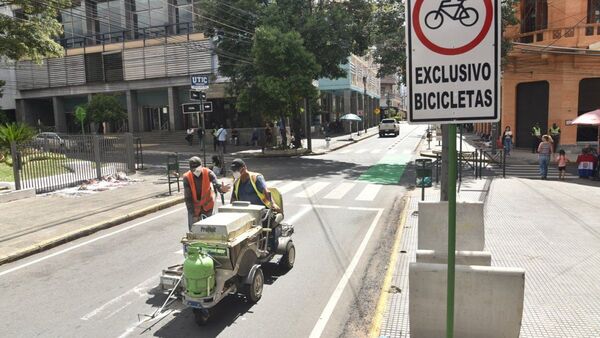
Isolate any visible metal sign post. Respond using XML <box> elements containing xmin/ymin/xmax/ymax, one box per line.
<box><xmin>407</xmin><ymin>0</ymin><xmax>500</xmax><ymax>337</ymax></box>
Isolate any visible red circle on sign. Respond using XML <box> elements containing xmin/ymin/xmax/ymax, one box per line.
<box><xmin>413</xmin><ymin>0</ymin><xmax>493</xmax><ymax>55</ymax></box>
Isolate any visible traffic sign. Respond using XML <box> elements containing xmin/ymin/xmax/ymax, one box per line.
<box><xmin>202</xmin><ymin>101</ymin><xmax>213</xmax><ymax>113</ymax></box>
<box><xmin>190</xmin><ymin>74</ymin><xmax>210</xmax><ymax>89</ymax></box>
<box><xmin>407</xmin><ymin>0</ymin><xmax>500</xmax><ymax>124</ymax></box>
<box><xmin>190</xmin><ymin>90</ymin><xmax>206</xmax><ymax>101</ymax></box>
<box><xmin>182</xmin><ymin>103</ymin><xmax>202</xmax><ymax>114</ymax></box>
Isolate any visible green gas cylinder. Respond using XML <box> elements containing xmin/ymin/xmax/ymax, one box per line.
<box><xmin>183</xmin><ymin>246</ymin><xmax>216</xmax><ymax>298</ymax></box>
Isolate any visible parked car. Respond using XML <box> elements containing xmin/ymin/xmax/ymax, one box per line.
<box><xmin>379</xmin><ymin>118</ymin><xmax>400</xmax><ymax>137</ymax></box>
<box><xmin>33</xmin><ymin>132</ymin><xmax>74</xmax><ymax>151</ymax></box>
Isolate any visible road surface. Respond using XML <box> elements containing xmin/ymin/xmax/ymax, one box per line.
<box><xmin>0</xmin><ymin>124</ymin><xmax>426</xmax><ymax>338</ymax></box>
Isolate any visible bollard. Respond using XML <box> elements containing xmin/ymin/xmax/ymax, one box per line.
<box><xmin>325</xmin><ymin>136</ymin><xmax>331</xmax><ymax>149</ymax></box>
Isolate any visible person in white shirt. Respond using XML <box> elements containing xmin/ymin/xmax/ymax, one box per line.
<box><xmin>216</xmin><ymin>125</ymin><xmax>228</xmax><ymax>153</ymax></box>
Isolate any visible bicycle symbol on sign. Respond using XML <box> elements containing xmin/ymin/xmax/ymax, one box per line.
<box><xmin>424</xmin><ymin>0</ymin><xmax>479</xmax><ymax>30</ymax></box>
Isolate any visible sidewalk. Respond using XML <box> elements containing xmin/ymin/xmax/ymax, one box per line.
<box><xmin>0</xmin><ymin>172</ymin><xmax>191</xmax><ymax>265</ymax></box>
<box><xmin>376</xmin><ymin>152</ymin><xmax>600</xmax><ymax>336</ymax></box>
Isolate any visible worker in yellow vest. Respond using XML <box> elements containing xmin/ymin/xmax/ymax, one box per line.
<box><xmin>549</xmin><ymin>122</ymin><xmax>561</xmax><ymax>152</ymax></box>
<box><xmin>183</xmin><ymin>157</ymin><xmax>230</xmax><ymax>231</ymax></box>
<box><xmin>230</xmin><ymin>158</ymin><xmax>280</xmax><ymax>212</ymax></box>
<box><xmin>531</xmin><ymin>122</ymin><xmax>542</xmax><ymax>153</ymax></box>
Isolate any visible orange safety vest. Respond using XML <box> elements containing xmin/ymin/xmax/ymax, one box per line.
<box><xmin>184</xmin><ymin>168</ymin><xmax>215</xmax><ymax>216</ymax></box>
<box><xmin>233</xmin><ymin>171</ymin><xmax>272</xmax><ymax>208</ymax></box>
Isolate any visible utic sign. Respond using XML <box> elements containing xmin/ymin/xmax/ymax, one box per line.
<box><xmin>407</xmin><ymin>0</ymin><xmax>500</xmax><ymax>123</ymax></box>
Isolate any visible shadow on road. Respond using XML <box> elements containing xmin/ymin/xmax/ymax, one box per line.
<box><xmin>141</xmin><ymin>265</ymin><xmax>292</xmax><ymax>337</ymax></box>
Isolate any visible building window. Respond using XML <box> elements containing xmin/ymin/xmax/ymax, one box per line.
<box><xmin>521</xmin><ymin>0</ymin><xmax>548</xmax><ymax>33</ymax></box>
<box><xmin>94</xmin><ymin>0</ymin><xmax>126</xmax><ymax>43</ymax></box>
<box><xmin>589</xmin><ymin>0</ymin><xmax>600</xmax><ymax>23</ymax></box>
<box><xmin>132</xmin><ymin>0</ymin><xmax>169</xmax><ymax>38</ymax></box>
<box><xmin>175</xmin><ymin>0</ymin><xmax>194</xmax><ymax>34</ymax></box>
<box><xmin>60</xmin><ymin>1</ymin><xmax>86</xmax><ymax>48</ymax></box>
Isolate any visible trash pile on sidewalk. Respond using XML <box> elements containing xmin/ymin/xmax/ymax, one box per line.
<box><xmin>43</xmin><ymin>172</ymin><xmax>141</xmax><ymax>197</ymax></box>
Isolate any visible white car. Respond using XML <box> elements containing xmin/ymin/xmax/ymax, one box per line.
<box><xmin>379</xmin><ymin>118</ymin><xmax>400</xmax><ymax>137</ymax></box>
<box><xmin>33</xmin><ymin>132</ymin><xmax>74</xmax><ymax>151</ymax></box>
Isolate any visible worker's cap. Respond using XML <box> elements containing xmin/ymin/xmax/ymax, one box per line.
<box><xmin>230</xmin><ymin>158</ymin><xmax>246</xmax><ymax>171</ymax></box>
<box><xmin>189</xmin><ymin>156</ymin><xmax>202</xmax><ymax>169</ymax></box>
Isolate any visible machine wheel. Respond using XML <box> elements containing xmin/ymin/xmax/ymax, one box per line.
<box><xmin>395</xmin><ymin>132</ymin><xmax>399</xmax><ymax>137</ymax></box>
<box><xmin>243</xmin><ymin>267</ymin><xmax>264</xmax><ymax>303</ymax></box>
<box><xmin>193</xmin><ymin>308</ymin><xmax>211</xmax><ymax>326</ymax></box>
<box><xmin>279</xmin><ymin>241</ymin><xmax>296</xmax><ymax>270</ymax></box>
<box><xmin>379</xmin><ymin>132</ymin><xmax>383</xmax><ymax>137</ymax></box>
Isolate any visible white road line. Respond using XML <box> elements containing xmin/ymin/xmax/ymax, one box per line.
<box><xmin>81</xmin><ymin>276</ymin><xmax>156</xmax><ymax>320</ymax></box>
<box><xmin>371</xmin><ymin>149</ymin><xmax>382</xmax><ymax>154</ymax></box>
<box><xmin>309</xmin><ymin>209</ymin><xmax>384</xmax><ymax>338</ymax></box>
<box><xmin>286</xmin><ymin>206</ymin><xmax>313</xmax><ymax>224</ymax></box>
<box><xmin>268</xmin><ymin>180</ymin><xmax>282</xmax><ymax>188</ymax></box>
<box><xmin>339</xmin><ymin>148</ymin><xmax>353</xmax><ymax>154</ymax></box>
<box><xmin>295</xmin><ymin>182</ymin><xmax>330</xmax><ymax>198</ymax></box>
<box><xmin>355</xmin><ymin>149</ymin><xmax>369</xmax><ymax>154</ymax></box>
<box><xmin>355</xmin><ymin>184</ymin><xmax>383</xmax><ymax>201</ymax></box>
<box><xmin>323</xmin><ymin>183</ymin><xmax>355</xmax><ymax>200</ymax></box>
<box><xmin>386</xmin><ymin>149</ymin><xmax>396</xmax><ymax>154</ymax></box>
<box><xmin>276</xmin><ymin>181</ymin><xmax>303</xmax><ymax>194</ymax></box>
<box><xmin>0</xmin><ymin>207</ymin><xmax>185</xmax><ymax>277</ymax></box>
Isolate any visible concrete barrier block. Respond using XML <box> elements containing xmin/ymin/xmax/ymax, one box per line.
<box><xmin>416</xmin><ymin>250</ymin><xmax>492</xmax><ymax>266</ymax></box>
<box><xmin>409</xmin><ymin>263</ymin><xmax>525</xmax><ymax>338</ymax></box>
<box><xmin>418</xmin><ymin>201</ymin><xmax>485</xmax><ymax>251</ymax></box>
<box><xmin>0</xmin><ymin>188</ymin><xmax>35</xmax><ymax>203</ymax></box>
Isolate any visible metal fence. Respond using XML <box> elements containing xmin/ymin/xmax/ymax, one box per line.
<box><xmin>10</xmin><ymin>133</ymin><xmax>136</xmax><ymax>194</ymax></box>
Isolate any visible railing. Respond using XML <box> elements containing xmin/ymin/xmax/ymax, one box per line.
<box><xmin>59</xmin><ymin>22</ymin><xmax>199</xmax><ymax>50</ymax></box>
<box><xmin>10</xmin><ymin>134</ymin><xmax>135</xmax><ymax>194</ymax></box>
<box><xmin>515</xmin><ymin>23</ymin><xmax>600</xmax><ymax>45</ymax></box>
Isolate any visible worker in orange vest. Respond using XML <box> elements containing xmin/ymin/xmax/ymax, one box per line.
<box><xmin>183</xmin><ymin>156</ymin><xmax>230</xmax><ymax>231</ymax></box>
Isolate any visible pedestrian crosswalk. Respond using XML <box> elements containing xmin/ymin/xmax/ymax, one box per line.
<box><xmin>267</xmin><ymin>180</ymin><xmax>386</xmax><ymax>202</ymax></box>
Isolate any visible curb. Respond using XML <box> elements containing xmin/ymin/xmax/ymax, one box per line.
<box><xmin>369</xmin><ymin>195</ymin><xmax>411</xmax><ymax>338</ymax></box>
<box><xmin>310</xmin><ymin>131</ymin><xmax>379</xmax><ymax>155</ymax></box>
<box><xmin>0</xmin><ymin>195</ymin><xmax>184</xmax><ymax>266</ymax></box>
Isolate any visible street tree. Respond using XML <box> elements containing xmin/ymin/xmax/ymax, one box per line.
<box><xmin>74</xmin><ymin>105</ymin><xmax>87</xmax><ymax>135</ymax></box>
<box><xmin>0</xmin><ymin>0</ymin><xmax>70</xmax><ymax>101</ymax></box>
<box><xmin>236</xmin><ymin>27</ymin><xmax>321</xmax><ymax>146</ymax></box>
<box><xmin>85</xmin><ymin>95</ymin><xmax>126</xmax><ymax>133</ymax></box>
<box><xmin>196</xmin><ymin>0</ymin><xmax>373</xmax><ymax>144</ymax></box>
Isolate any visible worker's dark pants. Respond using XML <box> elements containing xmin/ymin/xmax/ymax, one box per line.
<box><xmin>552</xmin><ymin>135</ymin><xmax>560</xmax><ymax>152</ymax></box>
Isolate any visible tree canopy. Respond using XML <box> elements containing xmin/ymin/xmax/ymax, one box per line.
<box><xmin>0</xmin><ymin>0</ymin><xmax>69</xmax><ymax>63</ymax></box>
<box><xmin>86</xmin><ymin>94</ymin><xmax>126</xmax><ymax>125</ymax></box>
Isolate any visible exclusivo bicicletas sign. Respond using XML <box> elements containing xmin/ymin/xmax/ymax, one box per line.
<box><xmin>407</xmin><ymin>0</ymin><xmax>500</xmax><ymax>124</ymax></box>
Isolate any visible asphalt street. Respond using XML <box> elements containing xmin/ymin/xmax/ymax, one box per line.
<box><xmin>0</xmin><ymin>123</ymin><xmax>426</xmax><ymax>338</ymax></box>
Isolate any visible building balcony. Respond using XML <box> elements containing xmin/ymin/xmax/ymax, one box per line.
<box><xmin>514</xmin><ymin>23</ymin><xmax>600</xmax><ymax>49</ymax></box>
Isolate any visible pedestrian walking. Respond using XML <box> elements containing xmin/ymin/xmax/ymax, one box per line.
<box><xmin>502</xmin><ymin>126</ymin><xmax>513</xmax><ymax>156</ymax></box>
<box><xmin>264</xmin><ymin>123</ymin><xmax>273</xmax><ymax>148</ymax></box>
<box><xmin>531</xmin><ymin>122</ymin><xmax>542</xmax><ymax>153</ymax></box>
<box><xmin>185</xmin><ymin>128</ymin><xmax>194</xmax><ymax>146</ymax></box>
<box><xmin>231</xmin><ymin>128</ymin><xmax>239</xmax><ymax>146</ymax></box>
<box><xmin>555</xmin><ymin>149</ymin><xmax>569</xmax><ymax>181</ymax></box>
<box><xmin>183</xmin><ymin>157</ymin><xmax>230</xmax><ymax>231</ymax></box>
<box><xmin>549</xmin><ymin>122</ymin><xmax>561</xmax><ymax>152</ymax></box>
<box><xmin>251</xmin><ymin>128</ymin><xmax>259</xmax><ymax>146</ymax></box>
<box><xmin>196</xmin><ymin>127</ymin><xmax>204</xmax><ymax>147</ymax></box>
<box><xmin>216</xmin><ymin>125</ymin><xmax>227</xmax><ymax>153</ymax></box>
<box><xmin>212</xmin><ymin>128</ymin><xmax>218</xmax><ymax>152</ymax></box>
<box><xmin>537</xmin><ymin>135</ymin><xmax>553</xmax><ymax>180</ymax></box>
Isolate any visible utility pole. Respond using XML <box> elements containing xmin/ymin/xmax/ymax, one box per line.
<box><xmin>363</xmin><ymin>76</ymin><xmax>368</xmax><ymax>133</ymax></box>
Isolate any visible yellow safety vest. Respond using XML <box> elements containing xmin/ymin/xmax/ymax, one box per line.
<box><xmin>532</xmin><ymin>126</ymin><xmax>541</xmax><ymax>136</ymax></box>
<box><xmin>550</xmin><ymin>126</ymin><xmax>560</xmax><ymax>135</ymax></box>
<box><xmin>233</xmin><ymin>171</ymin><xmax>272</xmax><ymax>208</ymax></box>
